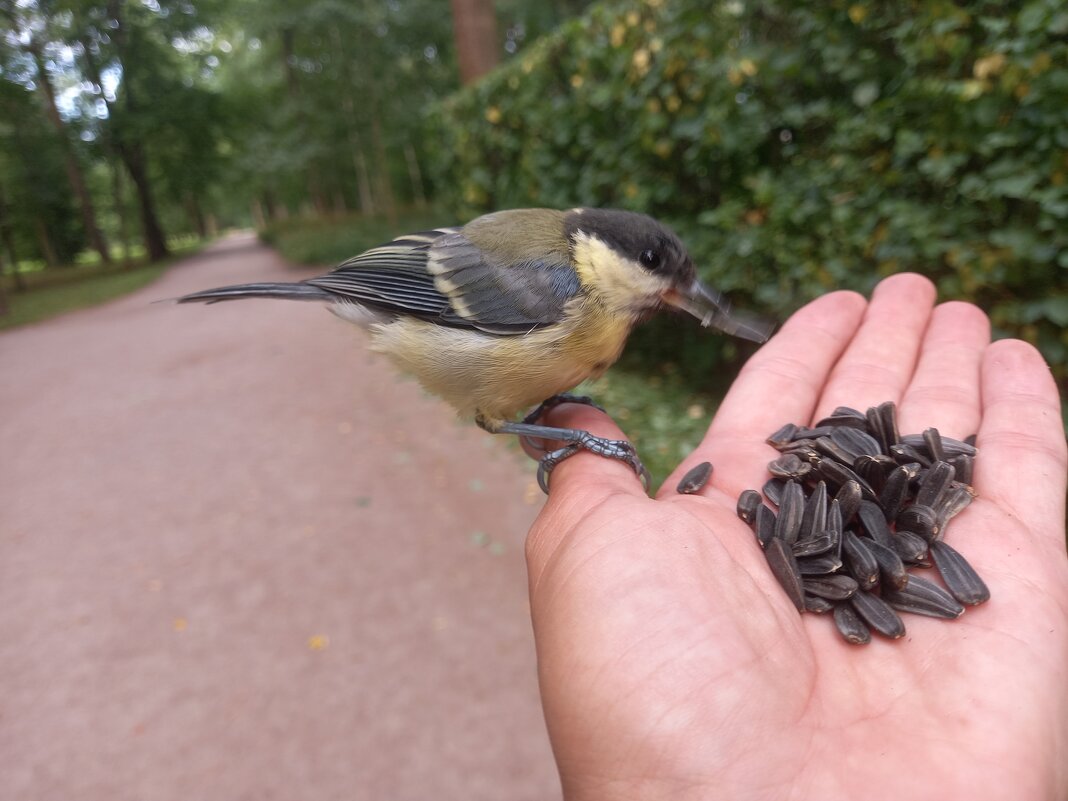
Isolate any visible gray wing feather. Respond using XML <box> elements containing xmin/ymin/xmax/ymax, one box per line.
<box><xmin>306</xmin><ymin>228</ymin><xmax>581</xmax><ymax>335</ymax></box>
<box><xmin>428</xmin><ymin>233</ymin><xmax>581</xmax><ymax>334</ymax></box>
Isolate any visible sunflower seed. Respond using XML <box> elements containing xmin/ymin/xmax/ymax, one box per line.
<box><xmin>878</xmin><ymin>401</ymin><xmax>901</xmax><ymax>448</ymax></box>
<box><xmin>900</xmin><ymin>433</ymin><xmax>977</xmax><ymax>458</ymax></box>
<box><xmin>736</xmin><ymin>489</ymin><xmax>763</xmax><ymax>523</ymax></box>
<box><xmin>933</xmin><ymin>486</ymin><xmax>973</xmax><ymax>540</ymax></box>
<box><xmin>754</xmin><ymin>504</ymin><xmax>777</xmax><ymax>549</ymax></box>
<box><xmin>775</xmin><ymin>480</ymin><xmax>806</xmax><ymax>544</ymax></box>
<box><xmin>833</xmin><ymin>480</ymin><xmax>862</xmax><ymax>526</ymax></box>
<box><xmin>842</xmin><ymin>530</ymin><xmax>880</xmax><ymax>590</ymax></box>
<box><xmin>765</xmin><ymin>538</ymin><xmax>805</xmax><ymax>612</ymax></box>
<box><xmin>804</xmin><ymin>594</ymin><xmax>835</xmax><ymax>613</ymax></box>
<box><xmin>896</xmin><ymin>504</ymin><xmax>939</xmax><ymax>542</ymax></box>
<box><xmin>677</xmin><ymin>461</ymin><xmax>713</xmax><ymax>494</ymax></box>
<box><xmin>891</xmin><ymin>529</ymin><xmax>930</xmax><ymax>564</ymax></box>
<box><xmin>890</xmin><ymin>443</ymin><xmax>932</xmax><ymax>468</ymax></box>
<box><xmin>850</xmin><ymin>591</ymin><xmax>906</xmax><ymax>639</ymax></box>
<box><xmin>766</xmin><ymin>422</ymin><xmax>800</xmax><ymax>449</ymax></box>
<box><xmin>827</xmin><ymin>499</ymin><xmax>843</xmax><ymax>560</ymax></box>
<box><xmin>949</xmin><ymin>453</ymin><xmax>974</xmax><ymax>487</ymax></box>
<box><xmin>816</xmin><ymin>436</ymin><xmax>856</xmax><ymax>465</ymax></box>
<box><xmin>866</xmin><ymin>539</ymin><xmax>909</xmax><ymax>591</ymax></box>
<box><xmin>815</xmin><ymin>408</ymin><xmax>868</xmax><ymax>429</ymax></box>
<box><xmin>833</xmin><ymin>603</ymin><xmax>871</xmax><ymax>645</ymax></box>
<box><xmin>762</xmin><ymin>477</ymin><xmax>786</xmax><ymax>506</ymax></box>
<box><xmin>866</xmin><ymin>407</ymin><xmax>886</xmax><ymax>452</ymax></box>
<box><xmin>853</xmin><ymin>454</ymin><xmax>890</xmax><ymax>493</ymax></box>
<box><xmin>923</xmin><ymin>427</ymin><xmax>946</xmax><ymax>463</ymax></box>
<box><xmin>963</xmin><ymin>433</ymin><xmax>977</xmax><ymax>447</ymax></box>
<box><xmin>831</xmin><ymin>426</ymin><xmax>883</xmax><ymax>459</ymax></box>
<box><xmin>799</xmin><ymin>481</ymin><xmax>828</xmax><ymax>541</ymax></box>
<box><xmin>879</xmin><ymin>466</ymin><xmax>911</xmax><ymax>522</ymax></box>
<box><xmin>883</xmin><ymin>573</ymin><xmax>964</xmax><ymax>619</ymax></box>
<box><xmin>792</xmin><ymin>533</ymin><xmax>834</xmax><ymax>557</ymax></box>
<box><xmin>815</xmin><ymin>459</ymin><xmax>876</xmax><ymax>500</ymax></box>
<box><xmin>916</xmin><ymin>460</ymin><xmax>955</xmax><ymax>509</ymax></box>
<box><xmin>931</xmin><ymin>541</ymin><xmax>990</xmax><ymax>605</ymax></box>
<box><xmin>798</xmin><ymin>554</ymin><xmax>844</xmax><ymax>575</ymax></box>
<box><xmin>795</xmin><ymin>425</ymin><xmax>837</xmax><ymax>441</ymax></box>
<box><xmin>858</xmin><ymin>500</ymin><xmax>894</xmax><ymax>548</ymax></box>
<box><xmin>769</xmin><ymin>453</ymin><xmax>812</xmax><ymax>480</ymax></box>
<box><xmin>803</xmin><ymin>574</ymin><xmax>859</xmax><ymax>600</ymax></box>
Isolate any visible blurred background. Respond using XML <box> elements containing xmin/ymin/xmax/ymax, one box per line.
<box><xmin>1</xmin><ymin>0</ymin><xmax>1066</xmax><ymax>797</ymax></box>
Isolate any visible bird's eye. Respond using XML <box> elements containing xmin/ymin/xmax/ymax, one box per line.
<box><xmin>639</xmin><ymin>249</ymin><xmax>661</xmax><ymax>270</ymax></box>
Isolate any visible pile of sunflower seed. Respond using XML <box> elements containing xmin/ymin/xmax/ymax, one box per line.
<box><xmin>737</xmin><ymin>401</ymin><xmax>990</xmax><ymax>645</ymax></box>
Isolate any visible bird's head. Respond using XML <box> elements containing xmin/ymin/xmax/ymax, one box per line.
<box><xmin>565</xmin><ymin>208</ymin><xmax>772</xmax><ymax>343</ymax></box>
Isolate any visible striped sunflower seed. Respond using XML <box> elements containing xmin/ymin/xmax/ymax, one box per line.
<box><xmin>677</xmin><ymin>461</ymin><xmax>713</xmax><ymax>494</ymax></box>
<box><xmin>883</xmin><ymin>573</ymin><xmax>964</xmax><ymax>619</ymax></box>
<box><xmin>833</xmin><ymin>603</ymin><xmax>871</xmax><ymax>645</ymax></box>
<box><xmin>765</xmin><ymin>537</ymin><xmax>805</xmax><ymax>612</ymax></box>
<box><xmin>850</xmin><ymin>591</ymin><xmax>906</xmax><ymax>639</ymax></box>
<box><xmin>930</xmin><ymin>541</ymin><xmax>990</xmax><ymax>606</ymax></box>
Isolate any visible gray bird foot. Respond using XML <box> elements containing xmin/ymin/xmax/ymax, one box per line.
<box><xmin>483</xmin><ymin>416</ymin><xmax>649</xmax><ymax>494</ymax></box>
<box><xmin>534</xmin><ymin>432</ymin><xmax>650</xmax><ymax>495</ymax></box>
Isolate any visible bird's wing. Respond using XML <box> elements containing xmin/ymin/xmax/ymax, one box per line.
<box><xmin>306</xmin><ymin>229</ymin><xmax>582</xmax><ymax>335</ymax></box>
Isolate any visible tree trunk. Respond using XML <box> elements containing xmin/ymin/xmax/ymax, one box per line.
<box><xmin>450</xmin><ymin>0</ymin><xmax>500</xmax><ymax>85</ymax></box>
<box><xmin>119</xmin><ymin>141</ymin><xmax>169</xmax><ymax>261</ymax></box>
<box><xmin>370</xmin><ymin>112</ymin><xmax>397</xmax><ymax>225</ymax></box>
<box><xmin>186</xmin><ymin>193</ymin><xmax>207</xmax><ymax>239</ymax></box>
<box><xmin>35</xmin><ymin>218</ymin><xmax>59</xmax><ymax>267</ymax></box>
<box><xmin>111</xmin><ymin>160</ymin><xmax>132</xmax><ymax>264</ymax></box>
<box><xmin>0</xmin><ymin>184</ymin><xmax>25</xmax><ymax>291</ymax></box>
<box><xmin>77</xmin><ymin>28</ymin><xmax>168</xmax><ymax>262</ymax></box>
<box><xmin>404</xmin><ymin>140</ymin><xmax>428</xmax><ymax>209</ymax></box>
<box><xmin>330</xmin><ymin>27</ymin><xmax>376</xmax><ymax>216</ymax></box>
<box><xmin>27</xmin><ymin>40</ymin><xmax>112</xmax><ymax>264</ymax></box>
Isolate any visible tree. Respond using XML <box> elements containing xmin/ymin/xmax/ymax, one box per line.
<box><xmin>2</xmin><ymin>1</ymin><xmax>111</xmax><ymax>263</ymax></box>
<box><xmin>450</xmin><ymin>0</ymin><xmax>498</xmax><ymax>84</ymax></box>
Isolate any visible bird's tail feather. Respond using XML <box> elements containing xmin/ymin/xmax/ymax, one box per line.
<box><xmin>173</xmin><ymin>282</ymin><xmax>333</xmax><ymax>305</ymax></box>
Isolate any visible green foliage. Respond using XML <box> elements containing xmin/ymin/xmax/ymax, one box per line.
<box><xmin>259</xmin><ymin>211</ymin><xmax>446</xmax><ymax>266</ymax></box>
<box><xmin>427</xmin><ymin>0</ymin><xmax>1068</xmax><ymax>394</ymax></box>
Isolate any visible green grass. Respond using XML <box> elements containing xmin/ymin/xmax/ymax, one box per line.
<box><xmin>0</xmin><ymin>238</ymin><xmax>205</xmax><ymax>331</ymax></box>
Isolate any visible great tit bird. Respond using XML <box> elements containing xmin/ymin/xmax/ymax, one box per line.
<box><xmin>176</xmin><ymin>208</ymin><xmax>771</xmax><ymax>492</ymax></box>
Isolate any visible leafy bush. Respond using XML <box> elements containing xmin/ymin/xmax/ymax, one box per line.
<box><xmin>426</xmin><ymin>0</ymin><xmax>1068</xmax><ymax>398</ymax></box>
<box><xmin>259</xmin><ymin>211</ymin><xmax>444</xmax><ymax>266</ymax></box>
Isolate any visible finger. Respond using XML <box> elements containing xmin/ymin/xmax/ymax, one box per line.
<box><xmin>897</xmin><ymin>301</ymin><xmax>990</xmax><ymax>439</ymax></box>
<box><xmin>975</xmin><ymin>339</ymin><xmax>1067</xmax><ymax>541</ymax></box>
<box><xmin>815</xmin><ymin>273</ymin><xmax>937</xmax><ymax>420</ymax></box>
<box><xmin>681</xmin><ymin>289</ymin><xmax>867</xmax><ymax>497</ymax></box>
<box><xmin>539</xmin><ymin>402</ymin><xmax>649</xmax><ymax>501</ymax></box>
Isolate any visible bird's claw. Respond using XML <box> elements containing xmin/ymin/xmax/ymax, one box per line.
<box><xmin>536</xmin><ymin>433</ymin><xmax>651</xmax><ymax>494</ymax></box>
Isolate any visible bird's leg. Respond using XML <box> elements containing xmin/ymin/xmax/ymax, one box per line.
<box><xmin>476</xmin><ymin>413</ymin><xmax>651</xmax><ymax>495</ymax></box>
<box><xmin>522</xmin><ymin>393</ymin><xmax>606</xmax><ymax>425</ymax></box>
<box><xmin>520</xmin><ymin>393</ymin><xmax>606</xmax><ymax>453</ymax></box>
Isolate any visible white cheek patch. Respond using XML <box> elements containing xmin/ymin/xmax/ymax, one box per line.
<box><xmin>571</xmin><ymin>231</ymin><xmax>668</xmax><ymax>313</ymax></box>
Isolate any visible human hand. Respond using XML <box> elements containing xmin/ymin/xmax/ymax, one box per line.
<box><xmin>526</xmin><ymin>273</ymin><xmax>1068</xmax><ymax>800</ymax></box>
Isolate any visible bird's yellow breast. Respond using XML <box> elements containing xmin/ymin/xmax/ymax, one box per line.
<box><xmin>367</xmin><ymin>296</ymin><xmax>634</xmax><ymax>424</ymax></box>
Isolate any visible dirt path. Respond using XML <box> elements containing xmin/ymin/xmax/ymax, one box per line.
<box><xmin>0</xmin><ymin>233</ymin><xmax>559</xmax><ymax>800</ymax></box>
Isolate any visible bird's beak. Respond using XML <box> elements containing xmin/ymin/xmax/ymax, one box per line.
<box><xmin>662</xmin><ymin>279</ymin><xmax>774</xmax><ymax>343</ymax></box>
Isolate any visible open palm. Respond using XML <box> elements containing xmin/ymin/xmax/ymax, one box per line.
<box><xmin>526</xmin><ymin>274</ymin><xmax>1068</xmax><ymax>801</ymax></box>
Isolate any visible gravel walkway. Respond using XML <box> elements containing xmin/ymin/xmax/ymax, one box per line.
<box><xmin>1</xmin><ymin>233</ymin><xmax>559</xmax><ymax>800</ymax></box>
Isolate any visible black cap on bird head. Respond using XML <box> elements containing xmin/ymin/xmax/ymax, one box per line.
<box><xmin>564</xmin><ymin>208</ymin><xmax>773</xmax><ymax>343</ymax></box>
